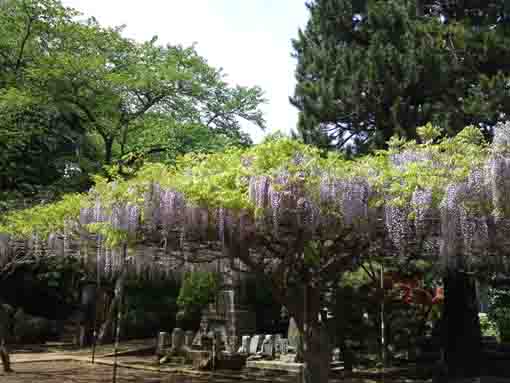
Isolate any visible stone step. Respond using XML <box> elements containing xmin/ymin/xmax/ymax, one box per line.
<box><xmin>159</xmin><ymin>355</ymin><xmax>187</xmax><ymax>365</ymax></box>
<box><xmin>246</xmin><ymin>358</ymin><xmax>344</xmax><ymax>373</ymax></box>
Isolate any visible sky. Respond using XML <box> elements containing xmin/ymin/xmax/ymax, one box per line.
<box><xmin>62</xmin><ymin>1</ymin><xmax>310</xmax><ymax>143</ymax></box>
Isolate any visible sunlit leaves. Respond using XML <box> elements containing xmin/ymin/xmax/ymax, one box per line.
<box><xmin>177</xmin><ymin>271</ymin><xmax>219</xmax><ymax>314</ymax></box>
<box><xmin>0</xmin><ymin>124</ymin><xmax>504</xmax><ymax>254</ymax></box>
<box><xmin>416</xmin><ymin>123</ymin><xmax>442</xmax><ymax>144</ymax></box>
<box><xmin>1</xmin><ymin>0</ymin><xmax>266</xmax><ymax>207</ymax></box>
<box><xmin>0</xmin><ymin>193</ymin><xmax>86</xmax><ymax>238</ymax></box>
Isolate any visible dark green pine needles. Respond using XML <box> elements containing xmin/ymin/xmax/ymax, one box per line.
<box><xmin>291</xmin><ymin>0</ymin><xmax>510</xmax><ymax>154</ymax></box>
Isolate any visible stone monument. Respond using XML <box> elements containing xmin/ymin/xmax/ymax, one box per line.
<box><xmin>184</xmin><ymin>330</ymin><xmax>194</xmax><ymax>348</ymax></box>
<box><xmin>274</xmin><ymin>334</ymin><xmax>282</xmax><ymax>354</ymax></box>
<box><xmin>156</xmin><ymin>331</ymin><xmax>170</xmax><ymax>356</ymax></box>
<box><xmin>279</xmin><ymin>338</ymin><xmax>289</xmax><ymax>355</ymax></box>
<box><xmin>238</xmin><ymin>335</ymin><xmax>251</xmax><ymax>354</ymax></box>
<box><xmin>261</xmin><ymin>334</ymin><xmax>275</xmax><ymax>359</ymax></box>
<box><xmin>249</xmin><ymin>334</ymin><xmax>263</xmax><ymax>354</ymax></box>
<box><xmin>287</xmin><ymin>317</ymin><xmax>300</xmax><ymax>350</ymax></box>
<box><xmin>170</xmin><ymin>328</ymin><xmax>185</xmax><ymax>354</ymax></box>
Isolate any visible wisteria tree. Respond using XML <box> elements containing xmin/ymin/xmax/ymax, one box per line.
<box><xmin>3</xmin><ymin>123</ymin><xmax>510</xmax><ymax>381</ymax></box>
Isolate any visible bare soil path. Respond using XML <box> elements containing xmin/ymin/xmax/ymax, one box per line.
<box><xmin>0</xmin><ymin>361</ymin><xmax>168</xmax><ymax>383</ymax></box>
<box><xmin>3</xmin><ymin>340</ymin><xmax>507</xmax><ymax>382</ymax></box>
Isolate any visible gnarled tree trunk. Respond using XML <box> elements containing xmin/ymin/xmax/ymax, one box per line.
<box><xmin>79</xmin><ymin>282</ymin><xmax>97</xmax><ymax>347</ymax></box>
<box><xmin>301</xmin><ymin>322</ymin><xmax>331</xmax><ymax>383</ymax></box>
<box><xmin>291</xmin><ymin>286</ymin><xmax>332</xmax><ymax>383</ymax></box>
<box><xmin>98</xmin><ymin>246</ymin><xmax>128</xmax><ymax>344</ymax></box>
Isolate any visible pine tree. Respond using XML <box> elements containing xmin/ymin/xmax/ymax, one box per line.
<box><xmin>291</xmin><ymin>0</ymin><xmax>510</xmax><ymax>153</ymax></box>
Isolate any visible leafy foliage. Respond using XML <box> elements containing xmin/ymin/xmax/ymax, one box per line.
<box><xmin>0</xmin><ymin>123</ymin><xmax>494</xmax><ymax>242</ymax></box>
<box><xmin>2</xmin><ymin>123</ymin><xmax>508</xmax><ymax>382</ymax></box>
<box><xmin>292</xmin><ymin>0</ymin><xmax>510</xmax><ymax>153</ymax></box>
<box><xmin>0</xmin><ymin>255</ymin><xmax>83</xmax><ymax>319</ymax></box>
<box><xmin>0</xmin><ymin>193</ymin><xmax>85</xmax><ymax>238</ymax></box>
<box><xmin>0</xmin><ymin>0</ymin><xmax>102</xmax><ymax>204</ymax></box>
<box><xmin>177</xmin><ymin>271</ymin><xmax>219</xmax><ymax>314</ymax></box>
<box><xmin>479</xmin><ymin>313</ymin><xmax>499</xmax><ymax>339</ymax></box>
<box><xmin>0</xmin><ymin>0</ymin><xmax>265</xmax><ymax>208</ymax></box>
<box><xmin>488</xmin><ymin>287</ymin><xmax>510</xmax><ymax>341</ymax></box>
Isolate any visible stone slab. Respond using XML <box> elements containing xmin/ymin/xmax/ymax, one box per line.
<box><xmin>249</xmin><ymin>335</ymin><xmax>262</xmax><ymax>354</ymax></box>
<box><xmin>246</xmin><ymin>359</ymin><xmax>303</xmax><ymax>373</ymax></box>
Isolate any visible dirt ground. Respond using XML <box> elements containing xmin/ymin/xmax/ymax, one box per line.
<box><xmin>0</xmin><ymin>361</ymin><xmax>276</xmax><ymax>383</ymax></box>
<box><xmin>0</xmin><ymin>361</ymin><xmax>170</xmax><ymax>383</ymax></box>
<box><xmin>7</xmin><ymin>360</ymin><xmax>508</xmax><ymax>383</ymax></box>
<box><xmin>3</xmin><ymin>339</ymin><xmax>507</xmax><ymax>383</ymax></box>
<box><xmin>3</xmin><ymin>340</ymin><xmax>504</xmax><ymax>383</ymax></box>
<box><xmin>0</xmin><ymin>360</ymin><xmax>432</xmax><ymax>383</ymax></box>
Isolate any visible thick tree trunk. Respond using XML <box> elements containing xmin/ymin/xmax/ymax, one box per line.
<box><xmin>79</xmin><ymin>283</ymin><xmax>97</xmax><ymax>347</ymax></box>
<box><xmin>112</xmin><ymin>272</ymin><xmax>125</xmax><ymax>383</ymax></box>
<box><xmin>301</xmin><ymin>322</ymin><xmax>331</xmax><ymax>383</ymax></box>
<box><xmin>97</xmin><ymin>290</ymin><xmax>117</xmax><ymax>343</ymax></box>
<box><xmin>291</xmin><ymin>285</ymin><xmax>332</xmax><ymax>383</ymax></box>
<box><xmin>441</xmin><ymin>270</ymin><xmax>481</xmax><ymax>379</ymax></box>
<box><xmin>98</xmin><ymin>267</ymin><xmax>127</xmax><ymax>344</ymax></box>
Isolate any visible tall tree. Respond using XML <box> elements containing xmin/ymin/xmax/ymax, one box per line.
<box><xmin>0</xmin><ymin>0</ymin><xmax>265</xmax><ymax>207</ymax></box>
<box><xmin>291</xmin><ymin>2</ymin><xmax>510</xmax><ymax>377</ymax></box>
<box><xmin>39</xmin><ymin>30</ymin><xmax>266</xmax><ymax>165</ymax></box>
<box><xmin>291</xmin><ymin>0</ymin><xmax>510</xmax><ymax>153</ymax></box>
<box><xmin>0</xmin><ymin>0</ymin><xmax>100</xmax><ymax>206</ymax></box>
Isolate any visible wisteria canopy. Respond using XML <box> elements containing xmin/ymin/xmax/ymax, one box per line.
<box><xmin>2</xmin><ymin>123</ymin><xmax>510</xmax><ymax>278</ymax></box>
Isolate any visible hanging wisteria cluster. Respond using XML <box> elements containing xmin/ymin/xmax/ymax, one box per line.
<box><xmin>4</xmin><ymin>122</ymin><xmax>510</xmax><ymax>278</ymax></box>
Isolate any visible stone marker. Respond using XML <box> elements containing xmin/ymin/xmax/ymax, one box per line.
<box><xmin>170</xmin><ymin>328</ymin><xmax>184</xmax><ymax>353</ymax></box>
<box><xmin>279</xmin><ymin>338</ymin><xmax>289</xmax><ymax>355</ymax></box>
<box><xmin>192</xmin><ymin>316</ymin><xmax>209</xmax><ymax>348</ymax></box>
<box><xmin>274</xmin><ymin>334</ymin><xmax>282</xmax><ymax>354</ymax></box>
<box><xmin>184</xmin><ymin>330</ymin><xmax>194</xmax><ymax>348</ymax></box>
<box><xmin>156</xmin><ymin>331</ymin><xmax>170</xmax><ymax>356</ymax></box>
<box><xmin>287</xmin><ymin>317</ymin><xmax>300</xmax><ymax>349</ymax></box>
<box><xmin>249</xmin><ymin>334</ymin><xmax>262</xmax><ymax>354</ymax></box>
<box><xmin>261</xmin><ymin>334</ymin><xmax>275</xmax><ymax>358</ymax></box>
<box><xmin>212</xmin><ymin>330</ymin><xmax>223</xmax><ymax>356</ymax></box>
<box><xmin>238</xmin><ymin>335</ymin><xmax>251</xmax><ymax>354</ymax></box>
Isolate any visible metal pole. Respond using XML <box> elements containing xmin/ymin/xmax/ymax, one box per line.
<box><xmin>300</xmin><ymin>279</ymin><xmax>308</xmax><ymax>383</ymax></box>
<box><xmin>112</xmin><ymin>300</ymin><xmax>121</xmax><ymax>383</ymax></box>
<box><xmin>212</xmin><ymin>333</ymin><xmax>216</xmax><ymax>371</ymax></box>
<box><xmin>91</xmin><ymin>237</ymin><xmax>102</xmax><ymax>363</ymax></box>
<box><xmin>112</xmin><ymin>243</ymin><xmax>126</xmax><ymax>383</ymax></box>
<box><xmin>380</xmin><ymin>263</ymin><xmax>385</xmax><ymax>366</ymax></box>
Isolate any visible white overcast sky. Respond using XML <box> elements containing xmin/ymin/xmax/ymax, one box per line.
<box><xmin>62</xmin><ymin>1</ymin><xmax>310</xmax><ymax>142</ymax></box>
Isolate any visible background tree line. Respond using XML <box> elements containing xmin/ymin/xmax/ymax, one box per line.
<box><xmin>0</xmin><ymin>0</ymin><xmax>265</xmax><ymax>211</ymax></box>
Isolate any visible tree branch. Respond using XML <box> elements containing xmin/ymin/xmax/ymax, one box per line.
<box><xmin>15</xmin><ymin>2</ymin><xmax>35</xmax><ymax>74</ymax></box>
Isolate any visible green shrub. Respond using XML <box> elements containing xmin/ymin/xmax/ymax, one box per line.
<box><xmin>488</xmin><ymin>287</ymin><xmax>510</xmax><ymax>342</ymax></box>
<box><xmin>479</xmin><ymin>313</ymin><xmax>498</xmax><ymax>338</ymax></box>
<box><xmin>177</xmin><ymin>272</ymin><xmax>219</xmax><ymax>315</ymax></box>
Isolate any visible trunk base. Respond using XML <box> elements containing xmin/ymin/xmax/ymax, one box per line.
<box><xmin>301</xmin><ymin>324</ymin><xmax>331</xmax><ymax>383</ymax></box>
